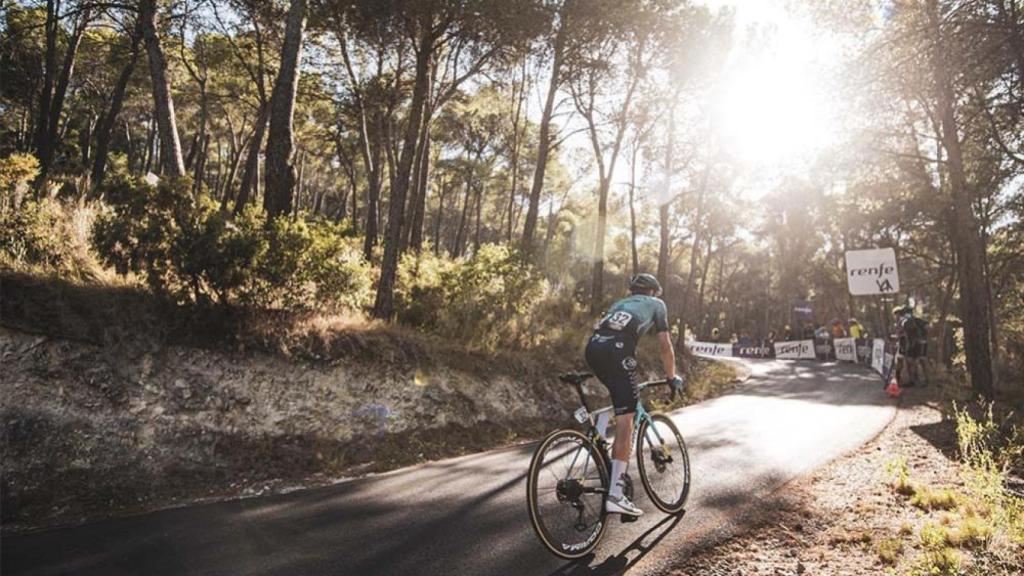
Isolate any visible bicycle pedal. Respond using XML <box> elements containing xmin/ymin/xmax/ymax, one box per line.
<box><xmin>620</xmin><ymin>514</ymin><xmax>639</xmax><ymax>524</ymax></box>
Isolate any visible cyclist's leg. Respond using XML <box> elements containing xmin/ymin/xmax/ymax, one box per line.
<box><xmin>585</xmin><ymin>335</ymin><xmax>640</xmax><ymax>512</ymax></box>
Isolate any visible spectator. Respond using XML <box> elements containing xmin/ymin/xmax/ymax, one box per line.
<box><xmin>893</xmin><ymin>305</ymin><xmax>928</xmax><ymax>387</ymax></box>
<box><xmin>848</xmin><ymin>318</ymin><xmax>863</xmax><ymax>339</ymax></box>
<box><xmin>729</xmin><ymin>332</ymin><xmax>739</xmax><ymax>345</ymax></box>
<box><xmin>683</xmin><ymin>323</ymin><xmax>695</xmax><ymax>342</ymax></box>
<box><xmin>782</xmin><ymin>325</ymin><xmax>793</xmax><ymax>340</ymax></box>
<box><xmin>710</xmin><ymin>327</ymin><xmax>720</xmax><ymax>342</ymax></box>
<box><xmin>804</xmin><ymin>323</ymin><xmax>817</xmax><ymax>339</ymax></box>
<box><xmin>830</xmin><ymin>318</ymin><xmax>846</xmax><ymax>338</ymax></box>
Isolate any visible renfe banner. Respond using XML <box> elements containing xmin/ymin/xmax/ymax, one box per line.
<box><xmin>684</xmin><ymin>336</ymin><xmax>896</xmax><ymax>383</ymax></box>
<box><xmin>685</xmin><ymin>341</ymin><xmax>734</xmax><ymax>358</ymax></box>
<box><xmin>871</xmin><ymin>338</ymin><xmax>886</xmax><ymax>374</ymax></box>
<box><xmin>834</xmin><ymin>337</ymin><xmax>857</xmax><ymax>362</ymax></box>
<box><xmin>845</xmin><ymin>248</ymin><xmax>900</xmax><ymax>295</ymax></box>
<box><xmin>774</xmin><ymin>339</ymin><xmax>816</xmax><ymax>360</ymax></box>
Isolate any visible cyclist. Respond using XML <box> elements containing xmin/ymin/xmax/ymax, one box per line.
<box><xmin>585</xmin><ymin>273</ymin><xmax>685</xmax><ymax>517</ymax></box>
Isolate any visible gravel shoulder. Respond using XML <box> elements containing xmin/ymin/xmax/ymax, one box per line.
<box><xmin>669</xmin><ymin>383</ymin><xmax>996</xmax><ymax>576</ymax></box>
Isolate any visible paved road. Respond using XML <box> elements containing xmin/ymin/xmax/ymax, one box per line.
<box><xmin>3</xmin><ymin>360</ymin><xmax>895</xmax><ymax>576</ymax></box>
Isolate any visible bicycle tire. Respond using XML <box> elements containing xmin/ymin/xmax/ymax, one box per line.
<box><xmin>636</xmin><ymin>413</ymin><xmax>690</xmax><ymax>514</ymax></box>
<box><xmin>526</xmin><ymin>429</ymin><xmax>610</xmax><ymax>559</ymax></box>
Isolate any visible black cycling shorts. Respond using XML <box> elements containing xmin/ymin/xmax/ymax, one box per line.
<box><xmin>584</xmin><ymin>332</ymin><xmax>638</xmax><ymax>415</ymax></box>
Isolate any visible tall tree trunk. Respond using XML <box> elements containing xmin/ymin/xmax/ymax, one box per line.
<box><xmin>185</xmin><ymin>82</ymin><xmax>207</xmax><ymax>172</ymax></box>
<box><xmin>79</xmin><ymin>113</ymin><xmax>95</xmax><ymax>167</ymax></box>
<box><xmin>454</xmin><ymin>178</ymin><xmax>473</xmax><ymax>257</ymax></box>
<box><xmin>433</xmin><ymin>182</ymin><xmax>447</xmax><ymax>254</ymax></box>
<box><xmin>140</xmin><ymin>0</ymin><xmax>185</xmax><ymax>178</ymax></box>
<box><xmin>143</xmin><ymin>116</ymin><xmax>155</xmax><ymax>173</ymax></box>
<box><xmin>192</xmin><ymin>134</ymin><xmax>210</xmax><ymax>195</ymax></box>
<box><xmin>657</xmin><ymin>105</ymin><xmax>675</xmax><ymax>294</ymax></box>
<box><xmin>363</xmin><ymin>118</ymin><xmax>383</xmax><ymax>259</ymax></box>
<box><xmin>590</xmin><ymin>176</ymin><xmax>611</xmax><ymax>312</ymax></box>
<box><xmin>33</xmin><ymin>0</ymin><xmax>59</xmax><ymax>162</ymax></box>
<box><xmin>372</xmin><ymin>19</ymin><xmax>434</xmax><ymax>319</ymax></box>
<box><xmin>92</xmin><ymin>18</ymin><xmax>143</xmax><ymax>189</ymax></box>
<box><xmin>234</xmin><ymin>105</ymin><xmax>267</xmax><ymax>214</ymax></box>
<box><xmin>407</xmin><ymin>103</ymin><xmax>432</xmax><ymax>252</ymax></box>
<box><xmin>507</xmin><ymin>55</ymin><xmax>527</xmax><ymax>242</ymax></box>
<box><xmin>522</xmin><ymin>0</ymin><xmax>571</xmax><ymax>252</ymax></box>
<box><xmin>219</xmin><ymin>129</ymin><xmax>248</xmax><ymax>210</ymax></box>
<box><xmin>36</xmin><ymin>6</ymin><xmax>91</xmax><ymax>189</ymax></box>
<box><xmin>473</xmin><ymin>181</ymin><xmax>483</xmax><ymax>251</ymax></box>
<box><xmin>928</xmin><ymin>0</ymin><xmax>994</xmax><ymax>397</ymax></box>
<box><xmin>936</xmin><ymin>264</ymin><xmax>958</xmax><ymax>366</ymax></box>
<box><xmin>263</xmin><ymin>0</ymin><xmax>307</xmax><ymax>219</ymax></box>
<box><xmin>680</xmin><ymin>167</ymin><xmax>709</xmax><ymax>326</ymax></box>
<box><xmin>628</xmin><ymin>172</ymin><xmax>639</xmax><ymax>275</ymax></box>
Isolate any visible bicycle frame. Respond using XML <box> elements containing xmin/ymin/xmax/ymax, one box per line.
<box><xmin>574</xmin><ymin>380</ymin><xmax>671</xmax><ymax>472</ymax></box>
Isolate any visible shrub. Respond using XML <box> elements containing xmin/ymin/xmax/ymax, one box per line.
<box><xmin>0</xmin><ymin>198</ymin><xmax>87</xmax><ymax>275</ymax></box>
<box><xmin>395</xmin><ymin>244</ymin><xmax>549</xmax><ymax>349</ymax></box>
<box><xmin>92</xmin><ymin>174</ymin><xmax>371</xmax><ymax>310</ymax></box>
<box><xmin>0</xmin><ymin>153</ymin><xmax>39</xmax><ymax>211</ymax></box>
<box><xmin>876</xmin><ymin>537</ymin><xmax>903</xmax><ymax>565</ymax></box>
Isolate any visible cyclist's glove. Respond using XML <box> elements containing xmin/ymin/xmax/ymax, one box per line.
<box><xmin>669</xmin><ymin>375</ymin><xmax>685</xmax><ymax>397</ymax></box>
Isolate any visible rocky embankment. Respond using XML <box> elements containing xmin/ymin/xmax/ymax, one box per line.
<box><xmin>0</xmin><ymin>325</ymin><xmax>580</xmax><ymax>529</ymax></box>
<box><xmin>1</xmin><ymin>274</ymin><xmax>732</xmax><ymax>531</ymax></box>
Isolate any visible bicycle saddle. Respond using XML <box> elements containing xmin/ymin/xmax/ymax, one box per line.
<box><xmin>558</xmin><ymin>372</ymin><xmax>594</xmax><ymax>385</ymax></box>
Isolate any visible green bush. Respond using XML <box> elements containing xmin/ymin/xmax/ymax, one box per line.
<box><xmin>0</xmin><ymin>153</ymin><xmax>39</xmax><ymax>209</ymax></box>
<box><xmin>396</xmin><ymin>244</ymin><xmax>549</xmax><ymax>349</ymax></box>
<box><xmin>92</xmin><ymin>174</ymin><xmax>372</xmax><ymax>310</ymax></box>
<box><xmin>0</xmin><ymin>198</ymin><xmax>83</xmax><ymax>274</ymax></box>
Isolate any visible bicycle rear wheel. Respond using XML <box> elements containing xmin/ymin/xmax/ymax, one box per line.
<box><xmin>526</xmin><ymin>429</ymin><xmax>609</xmax><ymax>559</ymax></box>
<box><xmin>636</xmin><ymin>413</ymin><xmax>690</xmax><ymax>514</ymax></box>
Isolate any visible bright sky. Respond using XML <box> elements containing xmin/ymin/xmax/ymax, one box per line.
<box><xmin>706</xmin><ymin>0</ymin><xmax>848</xmax><ymax>172</ymax></box>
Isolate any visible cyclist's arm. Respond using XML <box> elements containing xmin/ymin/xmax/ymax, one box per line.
<box><xmin>658</xmin><ymin>331</ymin><xmax>676</xmax><ymax>379</ymax></box>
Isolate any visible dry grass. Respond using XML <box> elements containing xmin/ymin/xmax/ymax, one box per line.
<box><xmin>876</xmin><ymin>537</ymin><xmax>904</xmax><ymax>565</ymax></box>
<box><xmin>910</xmin><ymin>486</ymin><xmax>959</xmax><ymax>511</ymax></box>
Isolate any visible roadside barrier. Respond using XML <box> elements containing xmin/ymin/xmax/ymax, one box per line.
<box><xmin>684</xmin><ymin>338</ymin><xmax>897</xmax><ymax>382</ymax></box>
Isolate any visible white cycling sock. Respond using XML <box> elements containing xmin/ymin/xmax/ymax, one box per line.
<box><xmin>608</xmin><ymin>459</ymin><xmax>628</xmax><ymax>499</ymax></box>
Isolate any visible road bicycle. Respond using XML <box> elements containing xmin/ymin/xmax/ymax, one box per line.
<box><xmin>526</xmin><ymin>372</ymin><xmax>691</xmax><ymax>559</ymax></box>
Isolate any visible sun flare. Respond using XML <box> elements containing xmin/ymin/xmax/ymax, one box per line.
<box><xmin>710</xmin><ymin>2</ymin><xmax>844</xmax><ymax>169</ymax></box>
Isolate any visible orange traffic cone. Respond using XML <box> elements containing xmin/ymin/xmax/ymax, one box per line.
<box><xmin>885</xmin><ymin>375</ymin><xmax>901</xmax><ymax>398</ymax></box>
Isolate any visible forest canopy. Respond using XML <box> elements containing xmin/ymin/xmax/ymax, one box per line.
<box><xmin>1</xmin><ymin>0</ymin><xmax>1022</xmax><ymax>397</ymax></box>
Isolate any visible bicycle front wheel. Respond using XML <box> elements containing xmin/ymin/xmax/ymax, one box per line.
<box><xmin>636</xmin><ymin>413</ymin><xmax>690</xmax><ymax>514</ymax></box>
<box><xmin>526</xmin><ymin>429</ymin><xmax>609</xmax><ymax>559</ymax></box>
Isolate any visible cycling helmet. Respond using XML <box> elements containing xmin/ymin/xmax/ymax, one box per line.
<box><xmin>629</xmin><ymin>273</ymin><xmax>662</xmax><ymax>295</ymax></box>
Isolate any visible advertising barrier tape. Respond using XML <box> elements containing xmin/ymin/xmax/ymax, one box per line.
<box><xmin>774</xmin><ymin>339</ymin><xmax>816</xmax><ymax>359</ymax></box>
<box><xmin>834</xmin><ymin>337</ymin><xmax>857</xmax><ymax>362</ymax></box>
<box><xmin>684</xmin><ymin>337</ymin><xmax>898</xmax><ymax>383</ymax></box>
<box><xmin>685</xmin><ymin>341</ymin><xmax>734</xmax><ymax>357</ymax></box>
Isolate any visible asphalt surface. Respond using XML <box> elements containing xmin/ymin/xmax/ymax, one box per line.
<box><xmin>2</xmin><ymin>360</ymin><xmax>896</xmax><ymax>576</ymax></box>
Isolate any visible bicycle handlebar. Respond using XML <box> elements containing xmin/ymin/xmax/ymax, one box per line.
<box><xmin>636</xmin><ymin>379</ymin><xmax>677</xmax><ymax>401</ymax></box>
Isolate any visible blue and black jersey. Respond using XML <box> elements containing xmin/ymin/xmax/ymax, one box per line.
<box><xmin>586</xmin><ymin>294</ymin><xmax>670</xmax><ymax>415</ymax></box>
<box><xmin>594</xmin><ymin>294</ymin><xmax>670</xmax><ymax>342</ymax></box>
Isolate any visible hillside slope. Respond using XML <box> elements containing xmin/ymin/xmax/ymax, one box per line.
<box><xmin>0</xmin><ymin>274</ymin><xmax>733</xmax><ymax>529</ymax></box>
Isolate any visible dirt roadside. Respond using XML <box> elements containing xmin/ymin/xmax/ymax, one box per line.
<box><xmin>669</xmin><ymin>382</ymin><xmax>1022</xmax><ymax>576</ymax></box>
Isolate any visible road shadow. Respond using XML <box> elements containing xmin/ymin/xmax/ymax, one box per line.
<box><xmin>548</xmin><ymin>513</ymin><xmax>684</xmax><ymax>576</ymax></box>
<box><xmin>729</xmin><ymin>361</ymin><xmax>892</xmax><ymax>408</ymax></box>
